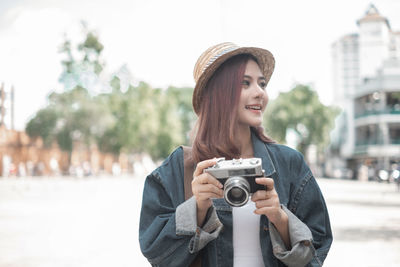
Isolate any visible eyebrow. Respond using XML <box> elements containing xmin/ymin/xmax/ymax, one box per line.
<box><xmin>243</xmin><ymin>75</ymin><xmax>266</xmax><ymax>80</ymax></box>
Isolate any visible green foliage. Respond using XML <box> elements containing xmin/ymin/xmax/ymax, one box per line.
<box><xmin>27</xmin><ymin>86</ymin><xmax>110</xmax><ymax>152</ymax></box>
<box><xmin>96</xmin><ymin>81</ymin><xmax>193</xmax><ymax>159</ymax></box>
<box><xmin>25</xmin><ymin>23</ymin><xmax>195</xmax><ymax>161</ymax></box>
<box><xmin>97</xmin><ymin>81</ymin><xmax>159</xmax><ymax>155</ymax></box>
<box><xmin>165</xmin><ymin>86</ymin><xmax>195</xmax><ymax>144</ymax></box>
<box><xmin>58</xmin><ymin>22</ymin><xmax>105</xmax><ymax>90</ymax></box>
<box><xmin>78</xmin><ymin>30</ymin><xmax>104</xmax><ymax>74</ymax></box>
<box><xmin>26</xmin><ymin>108</ymin><xmax>58</xmax><ymax>147</ymax></box>
<box><xmin>264</xmin><ymin>84</ymin><xmax>339</xmax><ymax>155</ymax></box>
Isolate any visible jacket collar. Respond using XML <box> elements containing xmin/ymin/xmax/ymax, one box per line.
<box><xmin>251</xmin><ymin>130</ymin><xmax>276</xmax><ymax>177</ymax></box>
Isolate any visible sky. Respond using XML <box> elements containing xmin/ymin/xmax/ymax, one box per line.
<box><xmin>0</xmin><ymin>0</ymin><xmax>400</xmax><ymax>130</ymax></box>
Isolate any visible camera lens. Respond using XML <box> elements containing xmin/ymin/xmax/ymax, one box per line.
<box><xmin>227</xmin><ymin>187</ymin><xmax>246</xmax><ymax>202</ymax></box>
<box><xmin>224</xmin><ymin>177</ymin><xmax>250</xmax><ymax>207</ymax></box>
<box><xmin>230</xmin><ymin>188</ymin><xmax>244</xmax><ymax>199</ymax></box>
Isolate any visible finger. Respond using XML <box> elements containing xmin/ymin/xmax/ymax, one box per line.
<box><xmin>251</xmin><ymin>190</ymin><xmax>274</xmax><ymax>201</ymax></box>
<box><xmin>193</xmin><ymin>173</ymin><xmax>223</xmax><ymax>188</ymax></box>
<box><xmin>197</xmin><ymin>183</ymin><xmax>224</xmax><ymax>196</ymax></box>
<box><xmin>253</xmin><ymin>198</ymin><xmax>276</xmax><ymax>209</ymax></box>
<box><xmin>196</xmin><ymin>192</ymin><xmax>224</xmax><ymax>200</ymax></box>
<box><xmin>193</xmin><ymin>158</ymin><xmax>217</xmax><ymax>177</ymax></box>
<box><xmin>254</xmin><ymin>206</ymin><xmax>276</xmax><ymax>215</ymax></box>
<box><xmin>255</xmin><ymin>177</ymin><xmax>274</xmax><ymax>190</ymax></box>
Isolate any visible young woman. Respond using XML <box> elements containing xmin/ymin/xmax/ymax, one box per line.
<box><xmin>139</xmin><ymin>42</ymin><xmax>332</xmax><ymax>267</ymax></box>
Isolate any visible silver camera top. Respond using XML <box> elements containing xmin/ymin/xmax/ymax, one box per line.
<box><xmin>204</xmin><ymin>157</ymin><xmax>263</xmax><ymax>178</ymax></box>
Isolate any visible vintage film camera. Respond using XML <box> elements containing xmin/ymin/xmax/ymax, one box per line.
<box><xmin>204</xmin><ymin>157</ymin><xmax>265</xmax><ymax>207</ymax></box>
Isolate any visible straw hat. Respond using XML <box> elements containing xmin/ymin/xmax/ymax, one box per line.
<box><xmin>192</xmin><ymin>42</ymin><xmax>275</xmax><ymax>114</ymax></box>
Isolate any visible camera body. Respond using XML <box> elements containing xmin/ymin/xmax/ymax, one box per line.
<box><xmin>204</xmin><ymin>157</ymin><xmax>265</xmax><ymax>207</ymax></box>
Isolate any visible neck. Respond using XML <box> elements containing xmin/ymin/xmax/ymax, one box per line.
<box><xmin>235</xmin><ymin>125</ymin><xmax>254</xmax><ymax>158</ymax></box>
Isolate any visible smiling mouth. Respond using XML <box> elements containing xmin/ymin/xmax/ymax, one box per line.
<box><xmin>245</xmin><ymin>105</ymin><xmax>261</xmax><ymax>110</ymax></box>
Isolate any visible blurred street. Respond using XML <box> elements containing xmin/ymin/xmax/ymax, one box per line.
<box><xmin>0</xmin><ymin>176</ymin><xmax>399</xmax><ymax>267</ymax></box>
<box><xmin>319</xmin><ymin>178</ymin><xmax>400</xmax><ymax>267</ymax></box>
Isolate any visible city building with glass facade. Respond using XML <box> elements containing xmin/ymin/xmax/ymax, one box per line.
<box><xmin>330</xmin><ymin>4</ymin><xmax>400</xmax><ymax>180</ymax></box>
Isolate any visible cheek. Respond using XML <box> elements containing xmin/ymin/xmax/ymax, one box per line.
<box><xmin>239</xmin><ymin>92</ymin><xmax>248</xmax><ymax>106</ymax></box>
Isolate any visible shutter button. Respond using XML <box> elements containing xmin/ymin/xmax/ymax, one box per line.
<box><xmin>250</xmin><ymin>159</ymin><xmax>259</xmax><ymax>165</ymax></box>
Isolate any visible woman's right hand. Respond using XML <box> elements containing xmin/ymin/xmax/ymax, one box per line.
<box><xmin>192</xmin><ymin>158</ymin><xmax>224</xmax><ymax>225</ymax></box>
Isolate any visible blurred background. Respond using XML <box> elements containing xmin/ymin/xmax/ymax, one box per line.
<box><xmin>0</xmin><ymin>0</ymin><xmax>399</xmax><ymax>266</ymax></box>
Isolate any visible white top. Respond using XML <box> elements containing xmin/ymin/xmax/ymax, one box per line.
<box><xmin>232</xmin><ymin>200</ymin><xmax>264</xmax><ymax>267</ymax></box>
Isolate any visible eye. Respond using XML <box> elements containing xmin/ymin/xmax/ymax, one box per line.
<box><xmin>259</xmin><ymin>81</ymin><xmax>267</xmax><ymax>89</ymax></box>
<box><xmin>241</xmin><ymin>80</ymin><xmax>250</xmax><ymax>88</ymax></box>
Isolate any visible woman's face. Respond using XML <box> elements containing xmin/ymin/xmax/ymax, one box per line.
<box><xmin>236</xmin><ymin>59</ymin><xmax>268</xmax><ymax>128</ymax></box>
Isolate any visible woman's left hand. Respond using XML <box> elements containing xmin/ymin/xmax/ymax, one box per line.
<box><xmin>251</xmin><ymin>177</ymin><xmax>288</xmax><ymax>226</ymax></box>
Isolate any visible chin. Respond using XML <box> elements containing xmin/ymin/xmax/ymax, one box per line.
<box><xmin>248</xmin><ymin>121</ymin><xmax>263</xmax><ymax>128</ymax></box>
<box><xmin>251</xmin><ymin>123</ymin><xmax>262</xmax><ymax>128</ymax></box>
<box><xmin>237</xmin><ymin>115</ymin><xmax>263</xmax><ymax>128</ymax></box>
<box><xmin>251</xmin><ymin>118</ymin><xmax>263</xmax><ymax>126</ymax></box>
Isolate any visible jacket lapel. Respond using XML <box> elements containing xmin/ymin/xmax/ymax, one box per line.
<box><xmin>251</xmin><ymin>131</ymin><xmax>276</xmax><ymax>178</ymax></box>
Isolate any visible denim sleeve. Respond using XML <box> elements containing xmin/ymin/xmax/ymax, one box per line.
<box><xmin>269</xmin><ymin>205</ymin><xmax>314</xmax><ymax>267</ymax></box>
<box><xmin>139</xmin><ymin>173</ymin><xmax>198</xmax><ymax>267</ymax></box>
<box><xmin>290</xmin><ymin>174</ymin><xmax>333</xmax><ymax>267</ymax></box>
<box><xmin>176</xmin><ymin>196</ymin><xmax>223</xmax><ymax>253</ymax></box>
<box><xmin>139</xmin><ymin>172</ymin><xmax>223</xmax><ymax>267</ymax></box>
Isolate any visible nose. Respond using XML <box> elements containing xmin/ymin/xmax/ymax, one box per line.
<box><xmin>252</xmin><ymin>84</ymin><xmax>266</xmax><ymax>99</ymax></box>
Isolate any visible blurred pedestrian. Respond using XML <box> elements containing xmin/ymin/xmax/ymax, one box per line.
<box><xmin>18</xmin><ymin>162</ymin><xmax>27</xmax><ymax>177</ymax></box>
<box><xmin>139</xmin><ymin>42</ymin><xmax>332</xmax><ymax>266</ymax></box>
<box><xmin>49</xmin><ymin>158</ymin><xmax>60</xmax><ymax>176</ymax></box>
<box><xmin>395</xmin><ymin>165</ymin><xmax>400</xmax><ymax>192</ymax></box>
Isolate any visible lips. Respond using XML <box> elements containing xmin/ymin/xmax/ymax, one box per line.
<box><xmin>245</xmin><ymin>105</ymin><xmax>262</xmax><ymax>110</ymax></box>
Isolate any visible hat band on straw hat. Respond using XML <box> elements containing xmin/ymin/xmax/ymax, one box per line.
<box><xmin>202</xmin><ymin>45</ymin><xmax>239</xmax><ymax>73</ymax></box>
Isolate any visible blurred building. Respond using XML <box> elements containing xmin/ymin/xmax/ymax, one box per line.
<box><xmin>330</xmin><ymin>4</ymin><xmax>400</xmax><ymax>180</ymax></box>
<box><xmin>0</xmin><ymin>124</ymin><xmax>136</xmax><ymax>177</ymax></box>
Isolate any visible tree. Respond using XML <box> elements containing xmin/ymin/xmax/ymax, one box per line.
<box><xmin>96</xmin><ymin>80</ymin><xmax>159</xmax><ymax>155</ymax></box>
<box><xmin>264</xmin><ymin>84</ymin><xmax>339</xmax><ymax>156</ymax></box>
<box><xmin>25</xmin><ymin>108</ymin><xmax>58</xmax><ymax>148</ymax></box>
<box><xmin>165</xmin><ymin>86</ymin><xmax>195</xmax><ymax>144</ymax></box>
<box><xmin>58</xmin><ymin>21</ymin><xmax>105</xmax><ymax>91</ymax></box>
<box><xmin>26</xmin><ymin>86</ymin><xmax>110</xmax><ymax>154</ymax></box>
<box><xmin>26</xmin><ymin>24</ymin><xmax>108</xmax><ymax>164</ymax></box>
<box><xmin>95</xmin><ymin>79</ymin><xmax>188</xmax><ymax>160</ymax></box>
<box><xmin>152</xmin><ymin>87</ymin><xmax>185</xmax><ymax>159</ymax></box>
<box><xmin>26</xmin><ymin>22</ymin><xmax>195</xmax><ymax>165</ymax></box>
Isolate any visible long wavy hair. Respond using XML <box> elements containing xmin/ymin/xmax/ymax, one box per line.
<box><xmin>191</xmin><ymin>54</ymin><xmax>274</xmax><ymax>163</ymax></box>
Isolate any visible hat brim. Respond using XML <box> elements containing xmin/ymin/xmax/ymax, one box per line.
<box><xmin>193</xmin><ymin>47</ymin><xmax>275</xmax><ymax>115</ymax></box>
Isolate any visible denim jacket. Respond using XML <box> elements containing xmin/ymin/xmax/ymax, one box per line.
<box><xmin>139</xmin><ymin>132</ymin><xmax>333</xmax><ymax>266</ymax></box>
